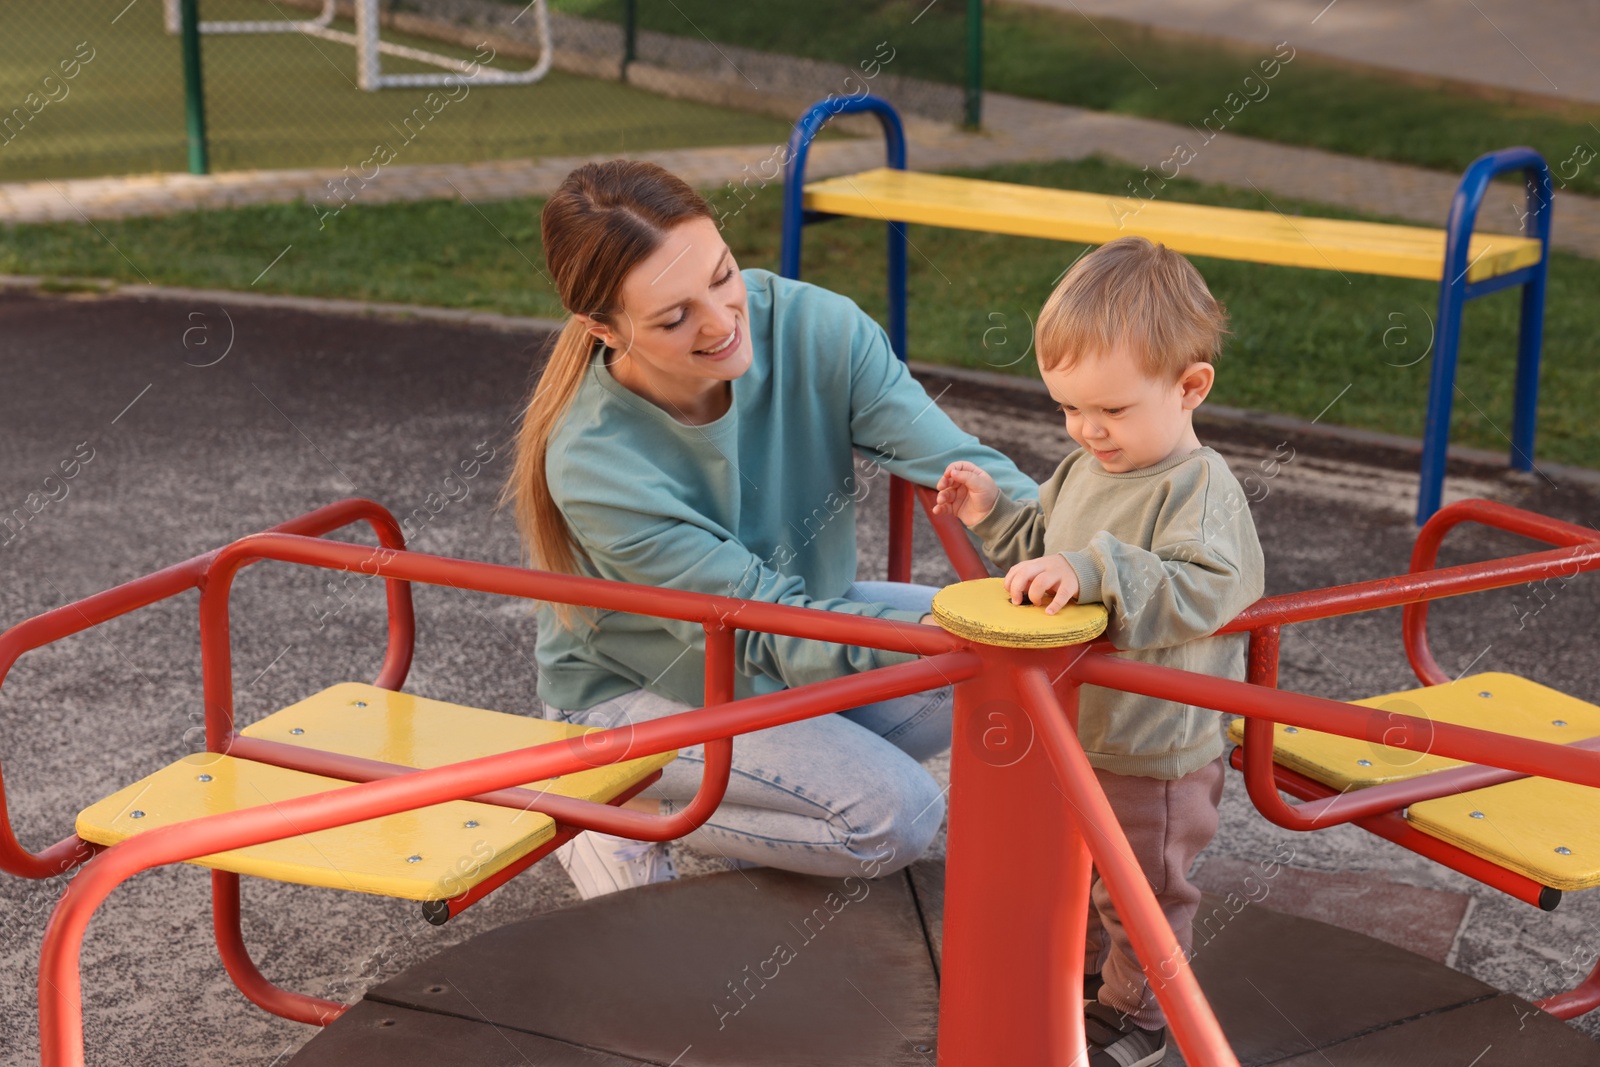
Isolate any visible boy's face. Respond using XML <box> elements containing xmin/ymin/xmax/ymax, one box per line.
<box><xmin>1041</xmin><ymin>343</ymin><xmax>1214</xmax><ymax>473</ymax></box>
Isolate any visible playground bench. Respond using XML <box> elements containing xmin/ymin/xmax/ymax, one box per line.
<box><xmin>780</xmin><ymin>95</ymin><xmax>1555</xmax><ymax>526</ymax></box>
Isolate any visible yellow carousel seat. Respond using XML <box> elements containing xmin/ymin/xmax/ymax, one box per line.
<box><xmin>76</xmin><ymin>684</ymin><xmax>676</xmax><ymax>901</ymax></box>
<box><xmin>1229</xmin><ymin>672</ymin><xmax>1600</xmax><ymax>891</ymax></box>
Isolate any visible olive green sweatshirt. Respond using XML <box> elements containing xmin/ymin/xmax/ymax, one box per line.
<box><xmin>971</xmin><ymin>445</ymin><xmax>1265</xmax><ymax>779</ymax></box>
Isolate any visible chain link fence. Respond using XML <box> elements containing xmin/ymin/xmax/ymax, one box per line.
<box><xmin>1</xmin><ymin>0</ymin><xmax>978</xmax><ymax>182</ymax></box>
<box><xmin>1</xmin><ymin>1</ymin><xmax>182</xmax><ymax>180</ymax></box>
<box><xmin>529</xmin><ymin>0</ymin><xmax>976</xmax><ymax>124</ymax></box>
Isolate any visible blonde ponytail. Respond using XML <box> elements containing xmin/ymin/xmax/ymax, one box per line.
<box><xmin>501</xmin><ymin>316</ymin><xmax>595</xmax><ymax>583</ymax></box>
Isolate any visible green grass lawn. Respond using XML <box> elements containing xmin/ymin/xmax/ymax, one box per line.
<box><xmin>3</xmin><ymin>155</ymin><xmax>1595</xmax><ymax>467</ymax></box>
<box><xmin>544</xmin><ymin>0</ymin><xmax>1600</xmax><ymax>199</ymax></box>
<box><xmin>0</xmin><ymin>0</ymin><xmax>802</xmax><ymax>179</ymax></box>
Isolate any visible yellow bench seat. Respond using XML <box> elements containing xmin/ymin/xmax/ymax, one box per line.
<box><xmin>804</xmin><ymin>168</ymin><xmax>1543</xmax><ymax>283</ymax></box>
<box><xmin>76</xmin><ymin>684</ymin><xmax>676</xmax><ymax>901</ymax></box>
<box><xmin>1228</xmin><ymin>672</ymin><xmax>1600</xmax><ymax>890</ymax></box>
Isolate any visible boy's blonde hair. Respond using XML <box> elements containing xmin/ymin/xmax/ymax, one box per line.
<box><xmin>1036</xmin><ymin>236</ymin><xmax>1230</xmax><ymax>380</ymax></box>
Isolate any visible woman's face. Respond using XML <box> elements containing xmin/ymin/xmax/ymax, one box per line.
<box><xmin>578</xmin><ymin>216</ymin><xmax>753</xmax><ymax>398</ymax></box>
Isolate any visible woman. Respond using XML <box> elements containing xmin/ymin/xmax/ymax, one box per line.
<box><xmin>503</xmin><ymin>160</ymin><xmax>1036</xmax><ymax>898</ymax></box>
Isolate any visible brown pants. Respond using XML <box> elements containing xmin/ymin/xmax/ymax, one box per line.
<box><xmin>1083</xmin><ymin>756</ymin><xmax>1227</xmax><ymax>1031</ymax></box>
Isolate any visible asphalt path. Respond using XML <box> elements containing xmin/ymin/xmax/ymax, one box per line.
<box><xmin>0</xmin><ymin>289</ymin><xmax>1595</xmax><ymax>1063</ymax></box>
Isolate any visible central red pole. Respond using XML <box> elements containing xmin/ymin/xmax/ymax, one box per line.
<box><xmin>938</xmin><ymin>645</ymin><xmax>1090</xmax><ymax>1065</ymax></box>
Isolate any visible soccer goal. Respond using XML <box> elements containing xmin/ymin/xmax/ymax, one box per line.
<box><xmin>162</xmin><ymin>0</ymin><xmax>552</xmax><ymax>91</ymax></box>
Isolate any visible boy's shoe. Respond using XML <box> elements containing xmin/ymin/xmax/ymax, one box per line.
<box><xmin>1084</xmin><ymin>1001</ymin><xmax>1166</xmax><ymax>1067</ymax></box>
<box><xmin>554</xmin><ymin>831</ymin><xmax>677</xmax><ymax>899</ymax></box>
<box><xmin>1083</xmin><ymin>970</ymin><xmax>1105</xmax><ymax>1007</ymax></box>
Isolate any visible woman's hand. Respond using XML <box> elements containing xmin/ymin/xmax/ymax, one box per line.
<box><xmin>1004</xmin><ymin>555</ymin><xmax>1081</xmax><ymax>615</ymax></box>
<box><xmin>933</xmin><ymin>461</ymin><xmax>999</xmax><ymax>527</ymax></box>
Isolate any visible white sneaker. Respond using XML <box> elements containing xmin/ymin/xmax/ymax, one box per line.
<box><xmin>553</xmin><ymin>831</ymin><xmax>677</xmax><ymax>899</ymax></box>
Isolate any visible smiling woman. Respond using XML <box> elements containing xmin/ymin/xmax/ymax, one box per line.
<box><xmin>498</xmin><ymin>159</ymin><xmax>1039</xmax><ymax>899</ymax></box>
<box><xmin>570</xmin><ymin>222</ymin><xmax>752</xmax><ymax>427</ymax></box>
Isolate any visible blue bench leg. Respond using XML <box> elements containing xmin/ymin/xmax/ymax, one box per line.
<box><xmin>1510</xmin><ymin>258</ymin><xmax>1548</xmax><ymax>473</ymax></box>
<box><xmin>1415</xmin><ymin>149</ymin><xmax>1552</xmax><ymax>525</ymax></box>
<box><xmin>780</xmin><ymin>93</ymin><xmax>907</xmax><ymax>299</ymax></box>
<box><xmin>1418</xmin><ymin>277</ymin><xmax>1465</xmax><ymax>525</ymax></box>
<box><xmin>780</xmin><ymin>95</ymin><xmax>912</xmax><ymax>578</ymax></box>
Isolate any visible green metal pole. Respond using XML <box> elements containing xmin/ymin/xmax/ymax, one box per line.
<box><xmin>622</xmin><ymin>0</ymin><xmax>637</xmax><ymax>81</ymax></box>
<box><xmin>965</xmin><ymin>0</ymin><xmax>983</xmax><ymax>128</ymax></box>
<box><xmin>179</xmin><ymin>0</ymin><xmax>209</xmax><ymax>174</ymax></box>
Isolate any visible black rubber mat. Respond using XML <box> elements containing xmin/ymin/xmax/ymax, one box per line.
<box><xmin>361</xmin><ymin>864</ymin><xmax>936</xmax><ymax>1066</ymax></box>
<box><xmin>290</xmin><ymin>860</ymin><xmax>1600</xmax><ymax>1066</ymax></box>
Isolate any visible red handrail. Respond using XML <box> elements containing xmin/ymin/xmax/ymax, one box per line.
<box><xmin>1071</xmin><ymin>645</ymin><xmax>1600</xmax><ymax>791</ymax></box>
<box><xmin>1218</xmin><ymin>502</ymin><xmax>1600</xmax><ymax>837</ymax></box>
<box><xmin>915</xmin><ymin>484</ymin><xmax>990</xmax><ymax>581</ymax></box>
<box><xmin>887</xmin><ymin>475</ymin><xmax>917</xmax><ymax>582</ymax></box>
<box><xmin>1403</xmin><ymin>498</ymin><xmax>1600</xmax><ymax>684</ymax></box>
<box><xmin>886</xmin><ymin>478</ymin><xmax>990</xmax><ymax>584</ymax></box>
<box><xmin>189</xmin><ymin>531</ymin><xmax>964</xmax><ymax>770</ymax></box>
<box><xmin>1021</xmin><ymin>670</ymin><xmax>1237</xmax><ymax>1066</ymax></box>
<box><xmin>1222</xmin><ymin>539</ymin><xmax>1596</xmax><ymax>633</ymax></box>
<box><xmin>0</xmin><ymin>499</ymin><xmax>412</xmax><ymax>881</ymax></box>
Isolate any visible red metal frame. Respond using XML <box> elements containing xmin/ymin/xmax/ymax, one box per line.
<box><xmin>1401</xmin><ymin>498</ymin><xmax>1600</xmax><ymax>685</ymax></box>
<box><xmin>1538</xmin><ymin>957</ymin><xmax>1600</xmax><ymax>1020</ymax></box>
<box><xmin>11</xmin><ymin>497</ymin><xmax>1600</xmax><ymax>1065</ymax></box>
<box><xmin>914</xmin><ymin>483</ymin><xmax>991</xmax><ymax>582</ymax></box>
<box><xmin>1216</xmin><ymin>498</ymin><xmax>1600</xmax><ymax>1018</ymax></box>
<box><xmin>420</xmin><ymin>770</ymin><xmax>665</xmax><ymax>926</ymax></box>
<box><xmin>0</xmin><ymin>499</ymin><xmax>412</xmax><ymax>882</ymax></box>
<box><xmin>1227</xmin><ymin>747</ymin><xmax>1560</xmax><ymax>911</ymax></box>
<box><xmin>887</xmin><ymin>475</ymin><xmax>917</xmax><ymax>582</ymax></box>
<box><xmin>885</xmin><ymin>479</ymin><xmax>991</xmax><ymax>584</ymax></box>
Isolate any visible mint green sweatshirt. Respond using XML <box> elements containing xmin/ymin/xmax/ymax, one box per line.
<box><xmin>535</xmin><ymin>268</ymin><xmax>1038</xmax><ymax>712</ymax></box>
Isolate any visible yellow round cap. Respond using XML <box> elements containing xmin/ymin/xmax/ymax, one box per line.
<box><xmin>931</xmin><ymin>577</ymin><xmax>1109</xmax><ymax>648</ymax></box>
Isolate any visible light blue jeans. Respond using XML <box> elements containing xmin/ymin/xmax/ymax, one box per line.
<box><xmin>545</xmin><ymin>582</ymin><xmax>950</xmax><ymax>878</ymax></box>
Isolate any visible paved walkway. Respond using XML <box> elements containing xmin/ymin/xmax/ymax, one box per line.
<box><xmin>1007</xmin><ymin>0</ymin><xmax>1600</xmax><ymax>108</ymax></box>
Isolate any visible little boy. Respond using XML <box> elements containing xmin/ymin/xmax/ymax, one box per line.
<box><xmin>935</xmin><ymin>235</ymin><xmax>1264</xmax><ymax>1067</ymax></box>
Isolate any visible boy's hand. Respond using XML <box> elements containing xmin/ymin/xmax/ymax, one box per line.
<box><xmin>933</xmin><ymin>461</ymin><xmax>999</xmax><ymax>527</ymax></box>
<box><xmin>1004</xmin><ymin>555</ymin><xmax>1081</xmax><ymax>615</ymax></box>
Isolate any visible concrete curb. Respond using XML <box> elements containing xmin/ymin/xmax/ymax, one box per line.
<box><xmin>6</xmin><ymin>273</ymin><xmax>1595</xmax><ymax>487</ymax></box>
<box><xmin>0</xmin><ymin>274</ymin><xmax>565</xmax><ymax>337</ymax></box>
<box><xmin>905</xmin><ymin>358</ymin><xmax>1600</xmax><ymax>490</ymax></box>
